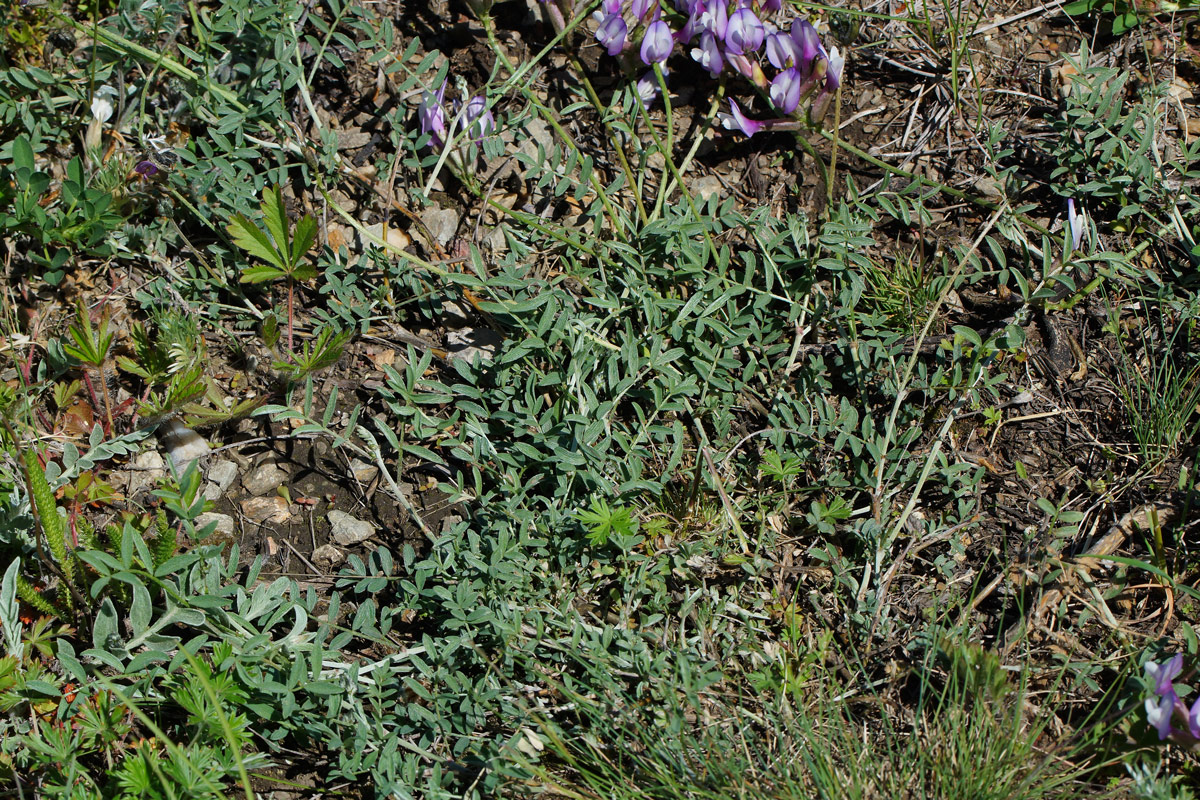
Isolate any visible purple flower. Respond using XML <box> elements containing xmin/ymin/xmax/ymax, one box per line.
<box><xmin>1067</xmin><ymin>198</ymin><xmax>1086</xmax><ymax>253</ymax></box>
<box><xmin>631</xmin><ymin>0</ymin><xmax>656</xmax><ymax>20</ymax></box>
<box><xmin>636</xmin><ymin>67</ymin><xmax>668</xmax><ymax>106</ymax></box>
<box><xmin>1147</xmin><ymin>690</ymin><xmax>1177</xmax><ymax>740</ymax></box>
<box><xmin>691</xmin><ymin>31</ymin><xmax>724</xmax><ymax>76</ymax></box>
<box><xmin>790</xmin><ymin>19</ymin><xmax>822</xmax><ymax>75</ymax></box>
<box><xmin>765</xmin><ymin>30</ymin><xmax>799</xmax><ymax>69</ymax></box>
<box><xmin>1146</xmin><ymin>654</ymin><xmax>1184</xmax><ymax>696</ymax></box>
<box><xmin>1189</xmin><ymin>696</ymin><xmax>1200</xmax><ymax>739</ymax></box>
<box><xmin>133</xmin><ymin>160</ymin><xmax>160</xmax><ymax>178</ymax></box>
<box><xmin>811</xmin><ymin>45</ymin><xmax>844</xmax><ymax>121</ymax></box>
<box><xmin>596</xmin><ymin>13</ymin><xmax>628</xmax><ymax>56</ymax></box>
<box><xmin>641</xmin><ymin>19</ymin><xmax>673</xmax><ymax>65</ymax></box>
<box><xmin>824</xmin><ymin>45</ymin><xmax>845</xmax><ymax>92</ymax></box>
<box><xmin>418</xmin><ymin>81</ymin><xmax>447</xmax><ymax>147</ymax></box>
<box><xmin>718</xmin><ymin>99</ymin><xmax>764</xmax><ymax>138</ymax></box>
<box><xmin>770</xmin><ymin>67</ymin><xmax>802</xmax><ymax>114</ymax></box>
<box><xmin>725</xmin><ymin>8</ymin><xmax>764</xmax><ymax>55</ymax></box>
<box><xmin>760</xmin><ymin>0</ymin><xmax>782</xmax><ymax>9</ymax></box>
<box><xmin>459</xmin><ymin>95</ymin><xmax>494</xmax><ymax>141</ymax></box>
<box><xmin>698</xmin><ymin>0</ymin><xmax>727</xmax><ymax>38</ymax></box>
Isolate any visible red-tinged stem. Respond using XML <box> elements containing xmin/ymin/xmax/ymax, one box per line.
<box><xmin>287</xmin><ymin>281</ymin><xmax>295</xmax><ymax>355</ymax></box>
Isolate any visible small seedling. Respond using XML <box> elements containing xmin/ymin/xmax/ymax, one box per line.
<box><xmin>227</xmin><ymin>185</ymin><xmax>318</xmax><ymax>355</ymax></box>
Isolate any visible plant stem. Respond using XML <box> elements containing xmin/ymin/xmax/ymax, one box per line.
<box><xmin>98</xmin><ymin>365</ymin><xmax>115</xmax><ymax>437</ymax></box>
<box><xmin>287</xmin><ymin>281</ymin><xmax>296</xmax><ymax>356</ymax></box>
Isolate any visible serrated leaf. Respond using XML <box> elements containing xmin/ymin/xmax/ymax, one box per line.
<box><xmin>228</xmin><ymin>213</ymin><xmax>286</xmax><ymax>272</ymax></box>
<box><xmin>240</xmin><ymin>263</ymin><xmax>288</xmax><ymax>284</ymax></box>
<box><xmin>290</xmin><ymin>214</ymin><xmax>318</xmax><ymax>267</ymax></box>
<box><xmin>260</xmin><ymin>185</ymin><xmax>290</xmax><ymax>256</ymax></box>
<box><xmin>291</xmin><ymin>261</ymin><xmax>318</xmax><ymax>283</ymax></box>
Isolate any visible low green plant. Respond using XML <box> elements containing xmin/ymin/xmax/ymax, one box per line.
<box><xmin>227</xmin><ymin>185</ymin><xmax>319</xmax><ymax>354</ymax></box>
<box><xmin>1107</xmin><ymin>296</ymin><xmax>1200</xmax><ymax>467</ymax></box>
<box><xmin>0</xmin><ymin>136</ymin><xmax>125</xmax><ymax>287</ymax></box>
<box><xmin>63</xmin><ymin>298</ymin><xmax>117</xmax><ymax>435</ymax></box>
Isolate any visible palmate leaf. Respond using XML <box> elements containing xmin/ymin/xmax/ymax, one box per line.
<box><xmin>227</xmin><ymin>212</ymin><xmax>286</xmax><ymax>273</ymax></box>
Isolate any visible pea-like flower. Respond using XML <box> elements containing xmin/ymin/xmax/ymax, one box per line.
<box><xmin>1147</xmin><ymin>654</ymin><xmax>1183</xmax><ymax>696</ymax></box>
<box><xmin>718</xmin><ymin>99</ymin><xmax>764</xmax><ymax>138</ymax></box>
<box><xmin>1146</xmin><ymin>691</ymin><xmax>1177</xmax><ymax>740</ymax></box>
<box><xmin>698</xmin><ymin>0</ymin><xmax>728</xmax><ymax>39</ymax></box>
<box><xmin>691</xmin><ymin>31</ymin><xmax>724</xmax><ymax>77</ymax></box>
<box><xmin>460</xmin><ymin>95</ymin><xmax>494</xmax><ymax>142</ymax></box>
<box><xmin>90</xmin><ymin>94</ymin><xmax>114</xmax><ymax>124</ymax></box>
<box><xmin>724</xmin><ymin>7</ymin><xmax>764</xmax><ymax>56</ymax></box>
<box><xmin>641</xmin><ymin>19</ymin><xmax>674</xmax><ymax>65</ymax></box>
<box><xmin>770</xmin><ymin>67</ymin><xmax>802</xmax><ymax>114</ymax></box>
<box><xmin>418</xmin><ymin>81</ymin><xmax>448</xmax><ymax>147</ymax></box>
<box><xmin>791</xmin><ymin>19</ymin><xmax>822</xmax><ymax>76</ymax></box>
<box><xmin>631</xmin><ymin>0</ymin><xmax>657</xmax><ymax>21</ymax></box>
<box><xmin>1067</xmin><ymin>198</ymin><xmax>1087</xmax><ymax>254</ymax></box>
<box><xmin>596</xmin><ymin>12</ymin><xmax>628</xmax><ymax>56</ymax></box>
<box><xmin>765</xmin><ymin>30</ymin><xmax>799</xmax><ymax>70</ymax></box>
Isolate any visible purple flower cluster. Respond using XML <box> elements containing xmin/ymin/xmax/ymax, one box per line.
<box><xmin>417</xmin><ymin>81</ymin><xmax>495</xmax><ymax>149</ymax></box>
<box><xmin>1144</xmin><ymin>655</ymin><xmax>1200</xmax><ymax>741</ymax></box>
<box><xmin>589</xmin><ymin>0</ymin><xmax>844</xmax><ymax>133</ymax></box>
<box><xmin>592</xmin><ymin>0</ymin><xmax>673</xmax><ymax>103</ymax></box>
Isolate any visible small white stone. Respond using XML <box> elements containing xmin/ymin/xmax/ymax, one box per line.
<box><xmin>207</xmin><ymin>459</ymin><xmax>238</xmax><ymax>493</ymax></box>
<box><xmin>312</xmin><ymin>544</ymin><xmax>346</xmax><ymax>570</ymax></box>
<box><xmin>329</xmin><ymin>510</ymin><xmax>375</xmax><ymax>545</ymax></box>
<box><xmin>242</xmin><ymin>462</ymin><xmax>289</xmax><ymax>496</ymax></box>
<box><xmin>195</xmin><ymin>512</ymin><xmax>235</xmax><ymax>539</ymax></box>
<box><xmin>128</xmin><ymin>451</ymin><xmax>167</xmax><ymax>497</ymax></box>
<box><xmin>348</xmin><ymin>458</ymin><xmax>379</xmax><ymax>484</ymax></box>
<box><xmin>241</xmin><ymin>496</ymin><xmax>292</xmax><ymax>525</ymax></box>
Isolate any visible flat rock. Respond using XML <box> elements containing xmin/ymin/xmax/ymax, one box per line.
<box><xmin>312</xmin><ymin>544</ymin><xmax>346</xmax><ymax>570</ymax></box>
<box><xmin>241</xmin><ymin>496</ymin><xmax>292</xmax><ymax>525</ymax></box>
<box><xmin>128</xmin><ymin>451</ymin><xmax>167</xmax><ymax>498</ymax></box>
<box><xmin>421</xmin><ymin>208</ymin><xmax>459</xmax><ymax>247</ymax></box>
<box><xmin>204</xmin><ymin>459</ymin><xmax>239</xmax><ymax>501</ymax></box>
<box><xmin>348</xmin><ymin>458</ymin><xmax>379</xmax><ymax>484</ymax></box>
<box><xmin>361</xmin><ymin>222</ymin><xmax>411</xmax><ymax>253</ymax></box>
<box><xmin>242</xmin><ymin>463</ymin><xmax>289</xmax><ymax>496</ymax></box>
<box><xmin>195</xmin><ymin>512</ymin><xmax>235</xmax><ymax>540</ymax></box>
<box><xmin>445</xmin><ymin>327</ymin><xmax>504</xmax><ymax>365</ymax></box>
<box><xmin>336</xmin><ymin>129</ymin><xmax>373</xmax><ymax>150</ymax></box>
<box><xmin>329</xmin><ymin>510</ymin><xmax>375</xmax><ymax>545</ymax></box>
<box><xmin>690</xmin><ymin>176</ymin><xmax>723</xmax><ymax>203</ymax></box>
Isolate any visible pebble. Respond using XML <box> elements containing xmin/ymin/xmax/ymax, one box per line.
<box><xmin>204</xmin><ymin>459</ymin><xmax>239</xmax><ymax>501</ymax></box>
<box><xmin>421</xmin><ymin>207</ymin><xmax>459</xmax><ymax>247</ymax></box>
<box><xmin>127</xmin><ymin>451</ymin><xmax>166</xmax><ymax>498</ymax></box>
<box><xmin>195</xmin><ymin>512</ymin><xmax>235</xmax><ymax>540</ymax></box>
<box><xmin>312</xmin><ymin>544</ymin><xmax>346</xmax><ymax>570</ymax></box>
<box><xmin>242</xmin><ymin>463</ymin><xmax>289</xmax><ymax>496</ymax></box>
<box><xmin>349</xmin><ymin>458</ymin><xmax>379</xmax><ymax>484</ymax></box>
<box><xmin>329</xmin><ymin>510</ymin><xmax>375</xmax><ymax>545</ymax></box>
<box><xmin>690</xmin><ymin>176</ymin><xmax>723</xmax><ymax>203</ymax></box>
<box><xmin>445</xmin><ymin>327</ymin><xmax>504</xmax><ymax>365</ymax></box>
<box><xmin>241</xmin><ymin>496</ymin><xmax>292</xmax><ymax>525</ymax></box>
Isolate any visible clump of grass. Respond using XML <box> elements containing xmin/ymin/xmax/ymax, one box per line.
<box><xmin>1107</xmin><ymin>295</ymin><xmax>1200</xmax><ymax>467</ymax></box>
<box><xmin>525</xmin><ymin>639</ymin><xmax>1112</xmax><ymax>800</ymax></box>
